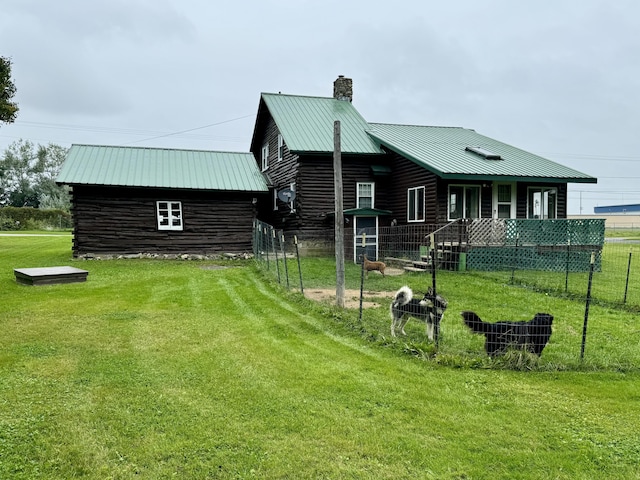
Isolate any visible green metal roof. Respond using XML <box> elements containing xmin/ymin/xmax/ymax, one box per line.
<box><xmin>57</xmin><ymin>144</ymin><xmax>269</xmax><ymax>192</ymax></box>
<box><xmin>260</xmin><ymin>93</ymin><xmax>382</xmax><ymax>154</ymax></box>
<box><xmin>367</xmin><ymin>123</ymin><xmax>597</xmax><ymax>184</ymax></box>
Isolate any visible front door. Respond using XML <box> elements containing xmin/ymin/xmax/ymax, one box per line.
<box><xmin>493</xmin><ymin>182</ymin><xmax>516</xmax><ymax>219</ymax></box>
<box><xmin>354</xmin><ymin>216</ymin><xmax>378</xmax><ymax>263</ymax></box>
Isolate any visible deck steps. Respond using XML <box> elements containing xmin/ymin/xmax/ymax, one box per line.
<box><xmin>385</xmin><ymin>256</ymin><xmax>433</xmax><ymax>273</ymax></box>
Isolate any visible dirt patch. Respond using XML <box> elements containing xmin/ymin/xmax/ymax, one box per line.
<box><xmin>373</xmin><ymin>267</ymin><xmax>405</xmax><ymax>277</ymax></box>
<box><xmin>303</xmin><ymin>288</ymin><xmax>396</xmax><ymax>309</ymax></box>
<box><xmin>301</xmin><ymin>267</ymin><xmax>407</xmax><ymax>308</ymax></box>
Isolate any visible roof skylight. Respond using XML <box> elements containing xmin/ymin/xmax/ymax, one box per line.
<box><xmin>465</xmin><ymin>146</ymin><xmax>502</xmax><ymax>160</ymax></box>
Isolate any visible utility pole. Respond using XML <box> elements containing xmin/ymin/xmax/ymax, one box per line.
<box><xmin>334</xmin><ymin>120</ymin><xmax>345</xmax><ymax>308</ymax></box>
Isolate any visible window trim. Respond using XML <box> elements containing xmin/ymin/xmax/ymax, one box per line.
<box><xmin>407</xmin><ymin>186</ymin><xmax>425</xmax><ymax>223</ymax></box>
<box><xmin>277</xmin><ymin>134</ymin><xmax>284</xmax><ymax>162</ymax></box>
<box><xmin>156</xmin><ymin>201</ymin><xmax>183</xmax><ymax>231</ymax></box>
<box><xmin>288</xmin><ymin>182</ymin><xmax>296</xmax><ymax>213</ymax></box>
<box><xmin>357</xmin><ymin>182</ymin><xmax>375</xmax><ymax>209</ymax></box>
<box><xmin>527</xmin><ymin>186</ymin><xmax>558</xmax><ymax>219</ymax></box>
<box><xmin>261</xmin><ymin>143</ymin><xmax>269</xmax><ymax>171</ymax></box>
<box><xmin>448</xmin><ymin>184</ymin><xmax>482</xmax><ymax>221</ymax></box>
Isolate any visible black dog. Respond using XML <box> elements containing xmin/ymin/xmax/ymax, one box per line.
<box><xmin>390</xmin><ymin>286</ymin><xmax>448</xmax><ymax>340</ymax></box>
<box><xmin>461</xmin><ymin>311</ymin><xmax>553</xmax><ymax>357</ymax></box>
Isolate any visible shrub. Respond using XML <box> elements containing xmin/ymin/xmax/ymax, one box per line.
<box><xmin>0</xmin><ymin>206</ymin><xmax>72</xmax><ymax>230</ymax></box>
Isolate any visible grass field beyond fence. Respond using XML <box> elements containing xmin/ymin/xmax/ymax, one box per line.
<box><xmin>2</xmin><ymin>234</ymin><xmax>640</xmax><ymax>479</ymax></box>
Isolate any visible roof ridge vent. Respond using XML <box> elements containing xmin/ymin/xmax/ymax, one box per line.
<box><xmin>465</xmin><ymin>146</ymin><xmax>502</xmax><ymax>160</ymax></box>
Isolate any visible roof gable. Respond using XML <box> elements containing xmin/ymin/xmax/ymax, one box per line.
<box><xmin>256</xmin><ymin>93</ymin><xmax>381</xmax><ymax>155</ymax></box>
<box><xmin>57</xmin><ymin>145</ymin><xmax>269</xmax><ymax>192</ymax></box>
<box><xmin>367</xmin><ymin>123</ymin><xmax>596</xmax><ymax>184</ymax></box>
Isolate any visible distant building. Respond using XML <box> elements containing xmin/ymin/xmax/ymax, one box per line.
<box><xmin>594</xmin><ymin>204</ymin><xmax>640</xmax><ymax>215</ymax></box>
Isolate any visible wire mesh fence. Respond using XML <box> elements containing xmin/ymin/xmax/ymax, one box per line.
<box><xmin>253</xmin><ymin>218</ymin><xmax>640</xmax><ymax>309</ymax></box>
<box><xmin>252</xmin><ymin>219</ymin><xmax>640</xmax><ymax>369</ymax></box>
<box><xmin>253</xmin><ymin>220</ymin><xmax>305</xmax><ymax>293</ymax></box>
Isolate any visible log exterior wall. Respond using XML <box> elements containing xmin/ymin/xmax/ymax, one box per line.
<box><xmin>386</xmin><ymin>151</ymin><xmax>439</xmax><ymax>224</ymax></box>
<box><xmin>70</xmin><ymin>185</ymin><xmax>260</xmax><ymax>256</ymax></box>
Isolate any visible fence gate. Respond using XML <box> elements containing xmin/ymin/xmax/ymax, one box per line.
<box><xmin>354</xmin><ymin>216</ymin><xmax>378</xmax><ymax>263</ymax></box>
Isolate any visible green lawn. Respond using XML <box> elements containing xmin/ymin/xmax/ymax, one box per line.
<box><xmin>2</xmin><ymin>235</ymin><xmax>640</xmax><ymax>479</ymax></box>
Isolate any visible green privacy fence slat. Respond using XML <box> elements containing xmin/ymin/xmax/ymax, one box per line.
<box><xmin>467</xmin><ymin>219</ymin><xmax>605</xmax><ymax>272</ymax></box>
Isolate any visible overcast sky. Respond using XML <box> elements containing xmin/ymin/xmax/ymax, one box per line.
<box><xmin>2</xmin><ymin>0</ymin><xmax>639</xmax><ymax>215</ymax></box>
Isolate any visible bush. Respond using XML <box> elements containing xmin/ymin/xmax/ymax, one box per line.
<box><xmin>0</xmin><ymin>206</ymin><xmax>72</xmax><ymax>231</ymax></box>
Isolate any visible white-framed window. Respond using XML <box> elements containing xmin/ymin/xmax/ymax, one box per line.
<box><xmin>493</xmin><ymin>182</ymin><xmax>516</xmax><ymax>219</ymax></box>
<box><xmin>288</xmin><ymin>182</ymin><xmax>296</xmax><ymax>213</ymax></box>
<box><xmin>357</xmin><ymin>182</ymin><xmax>374</xmax><ymax>209</ymax></box>
<box><xmin>277</xmin><ymin>134</ymin><xmax>284</xmax><ymax>162</ymax></box>
<box><xmin>449</xmin><ymin>185</ymin><xmax>481</xmax><ymax>220</ymax></box>
<box><xmin>407</xmin><ymin>186</ymin><xmax>425</xmax><ymax>222</ymax></box>
<box><xmin>261</xmin><ymin>143</ymin><xmax>269</xmax><ymax>171</ymax></box>
<box><xmin>156</xmin><ymin>201</ymin><xmax>183</xmax><ymax>231</ymax></box>
<box><xmin>528</xmin><ymin>187</ymin><xmax>557</xmax><ymax>219</ymax></box>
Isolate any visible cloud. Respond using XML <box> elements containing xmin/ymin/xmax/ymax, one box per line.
<box><xmin>1</xmin><ymin>0</ymin><xmax>196</xmax><ymax>117</ymax></box>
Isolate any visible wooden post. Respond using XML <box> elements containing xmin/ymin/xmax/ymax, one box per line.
<box><xmin>334</xmin><ymin>120</ymin><xmax>345</xmax><ymax>308</ymax></box>
<box><xmin>280</xmin><ymin>232</ymin><xmax>289</xmax><ymax>290</ymax></box>
<box><xmin>294</xmin><ymin>235</ymin><xmax>304</xmax><ymax>295</ymax></box>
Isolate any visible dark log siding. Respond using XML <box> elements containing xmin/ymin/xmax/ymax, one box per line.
<box><xmin>387</xmin><ymin>151</ymin><xmax>439</xmax><ymax>224</ymax></box>
<box><xmin>292</xmin><ymin>154</ymin><xmax>393</xmax><ymax>239</ymax></box>
<box><xmin>71</xmin><ymin>185</ymin><xmax>259</xmax><ymax>255</ymax></box>
<box><xmin>250</xmin><ymin>113</ymin><xmax>301</xmax><ymax>228</ymax></box>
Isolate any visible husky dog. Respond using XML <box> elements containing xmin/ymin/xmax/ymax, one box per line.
<box><xmin>461</xmin><ymin>311</ymin><xmax>554</xmax><ymax>357</ymax></box>
<box><xmin>363</xmin><ymin>255</ymin><xmax>386</xmax><ymax>277</ymax></box>
<box><xmin>390</xmin><ymin>286</ymin><xmax>448</xmax><ymax>340</ymax></box>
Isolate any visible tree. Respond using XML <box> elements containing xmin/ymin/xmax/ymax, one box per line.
<box><xmin>34</xmin><ymin>144</ymin><xmax>71</xmax><ymax>211</ymax></box>
<box><xmin>0</xmin><ymin>56</ymin><xmax>19</xmax><ymax>125</ymax></box>
<box><xmin>0</xmin><ymin>140</ymin><xmax>70</xmax><ymax>210</ymax></box>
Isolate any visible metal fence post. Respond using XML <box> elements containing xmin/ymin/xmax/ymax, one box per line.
<box><xmin>510</xmin><ymin>234</ymin><xmax>519</xmax><ymax>284</ymax></box>
<box><xmin>359</xmin><ymin>253</ymin><xmax>365</xmax><ymax>323</ymax></box>
<box><xmin>272</xmin><ymin>228</ymin><xmax>281</xmax><ymax>284</ymax></box>
<box><xmin>580</xmin><ymin>252</ymin><xmax>596</xmax><ymax>361</ymax></box>
<box><xmin>264</xmin><ymin>227</ymin><xmax>270</xmax><ymax>270</ymax></box>
<box><xmin>624</xmin><ymin>248</ymin><xmax>632</xmax><ymax>304</ymax></box>
<box><xmin>565</xmin><ymin>238</ymin><xmax>571</xmax><ymax>293</ymax></box>
<box><xmin>429</xmin><ymin>234</ymin><xmax>440</xmax><ymax>346</ymax></box>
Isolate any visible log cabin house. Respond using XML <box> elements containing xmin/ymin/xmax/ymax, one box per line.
<box><xmin>249</xmin><ymin>76</ymin><xmax>597</xmax><ymax>261</ymax></box>
<box><xmin>57</xmin><ymin>76</ymin><xmax>597</xmax><ymax>260</ymax></box>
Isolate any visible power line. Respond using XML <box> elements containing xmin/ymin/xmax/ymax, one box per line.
<box><xmin>539</xmin><ymin>151</ymin><xmax>640</xmax><ymax>161</ymax></box>
<box><xmin>126</xmin><ymin>114</ymin><xmax>256</xmax><ymax>145</ymax></box>
<box><xmin>7</xmin><ymin>114</ymin><xmax>256</xmax><ymax>145</ymax></box>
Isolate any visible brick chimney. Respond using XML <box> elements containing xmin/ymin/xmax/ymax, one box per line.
<box><xmin>333</xmin><ymin>75</ymin><xmax>353</xmax><ymax>102</ymax></box>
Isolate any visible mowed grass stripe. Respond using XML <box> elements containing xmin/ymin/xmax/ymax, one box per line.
<box><xmin>1</xmin><ymin>236</ymin><xmax>640</xmax><ymax>478</ymax></box>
